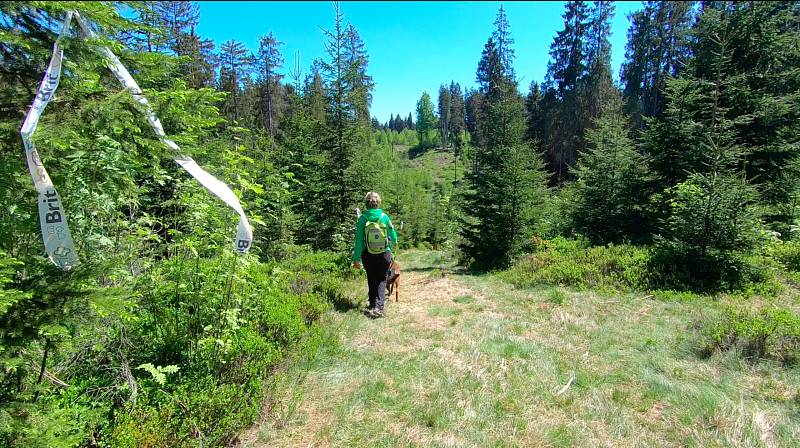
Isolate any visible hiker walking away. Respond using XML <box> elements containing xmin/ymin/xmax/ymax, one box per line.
<box><xmin>353</xmin><ymin>192</ymin><xmax>398</xmax><ymax>318</ymax></box>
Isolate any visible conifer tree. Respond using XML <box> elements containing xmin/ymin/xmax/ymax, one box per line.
<box><xmin>181</xmin><ymin>27</ymin><xmax>217</xmax><ymax>88</ymax></box>
<box><xmin>543</xmin><ymin>1</ymin><xmax>590</xmax><ymax>182</ymax></box>
<box><xmin>571</xmin><ymin>93</ymin><xmax>652</xmax><ymax>244</ymax></box>
<box><xmin>581</xmin><ymin>1</ymin><xmax>615</xmax><ymax>124</ymax></box>
<box><xmin>448</xmin><ymin>82</ymin><xmax>466</xmax><ymax>163</ymax></box>
<box><xmin>460</xmin><ymin>8</ymin><xmax>549</xmax><ymax>269</ymax></box>
<box><xmin>218</xmin><ymin>39</ymin><xmax>251</xmax><ymax>122</ymax></box>
<box><xmin>311</xmin><ymin>2</ymin><xmax>374</xmax><ymax>248</ymax></box>
<box><xmin>699</xmin><ymin>1</ymin><xmax>800</xmax><ymax>237</ymax></box>
<box><xmin>646</xmin><ymin>1</ymin><xmax>800</xmax><ymax>237</ymax></box>
<box><xmin>256</xmin><ymin>32</ymin><xmax>285</xmax><ymax>140</ymax></box>
<box><xmin>492</xmin><ymin>5</ymin><xmax>516</xmax><ymax>80</ymax></box>
<box><xmin>344</xmin><ymin>24</ymin><xmax>374</xmax><ymax>123</ymax></box>
<box><xmin>647</xmin><ymin>7</ymin><xmax>762</xmax><ymax>288</ymax></box>
<box><xmin>438</xmin><ymin>84</ymin><xmax>451</xmax><ymax>148</ymax></box>
<box><xmin>525</xmin><ymin>81</ymin><xmax>545</xmax><ymax>144</ymax></box>
<box><xmin>621</xmin><ymin>1</ymin><xmax>695</xmax><ymax>126</ymax></box>
<box><xmin>416</xmin><ymin>91</ymin><xmax>437</xmax><ymax>149</ymax></box>
<box><xmin>465</xmin><ymin>89</ymin><xmax>486</xmax><ymax>153</ymax></box>
<box><xmin>304</xmin><ymin>63</ymin><xmax>327</xmax><ymax>123</ymax></box>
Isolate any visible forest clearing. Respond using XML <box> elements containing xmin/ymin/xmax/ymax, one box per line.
<box><xmin>2</xmin><ymin>1</ymin><xmax>800</xmax><ymax>447</ymax></box>
<box><xmin>239</xmin><ymin>250</ymin><xmax>799</xmax><ymax>447</ymax></box>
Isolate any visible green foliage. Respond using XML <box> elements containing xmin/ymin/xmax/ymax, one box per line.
<box><xmin>415</xmin><ymin>91</ymin><xmax>438</xmax><ymax>149</ymax></box>
<box><xmin>546</xmin><ymin>288</ymin><xmax>567</xmax><ymax>305</ymax></box>
<box><xmin>460</xmin><ymin>25</ymin><xmax>550</xmax><ymax>270</ymax></box>
<box><xmin>693</xmin><ymin>3</ymin><xmax>800</xmax><ymax>237</ymax></box>
<box><xmin>0</xmin><ymin>252</ymin><xmax>29</xmax><ymax>317</ymax></box>
<box><xmin>0</xmin><ymin>3</ymin><xmax>358</xmax><ymax>446</ymax></box>
<box><xmin>701</xmin><ymin>306</ymin><xmax>800</xmax><ymax>364</ymax></box>
<box><xmin>767</xmin><ymin>240</ymin><xmax>800</xmax><ymax>273</ymax></box>
<box><xmin>651</xmin><ymin>173</ymin><xmax>762</xmax><ymax>292</ymax></box>
<box><xmin>137</xmin><ymin>363</ymin><xmax>180</xmax><ymax>386</ymax></box>
<box><xmin>499</xmin><ymin>238</ymin><xmax>650</xmax><ymax>291</ymax></box>
<box><xmin>3</xmin><ymin>1</ymin><xmax>800</xmax><ymax>445</ymax></box>
<box><xmin>570</xmin><ymin>93</ymin><xmax>652</xmax><ymax>244</ymax></box>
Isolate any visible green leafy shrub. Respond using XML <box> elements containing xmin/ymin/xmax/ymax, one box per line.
<box><xmin>502</xmin><ymin>237</ymin><xmax>779</xmax><ymax>295</ymax></box>
<box><xmin>101</xmin><ymin>252</ymin><xmax>337</xmax><ymax>447</ymax></box>
<box><xmin>277</xmin><ymin>249</ymin><xmax>351</xmax><ymax>278</ymax></box>
<box><xmin>500</xmin><ymin>238</ymin><xmax>650</xmax><ymax>291</ymax></box>
<box><xmin>767</xmin><ymin>240</ymin><xmax>800</xmax><ymax>272</ymax></box>
<box><xmin>648</xmin><ymin>245</ymin><xmax>774</xmax><ymax>293</ymax></box>
<box><xmin>701</xmin><ymin>307</ymin><xmax>800</xmax><ymax>364</ymax></box>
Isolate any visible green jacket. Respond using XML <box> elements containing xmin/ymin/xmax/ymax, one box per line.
<box><xmin>352</xmin><ymin>208</ymin><xmax>398</xmax><ymax>262</ymax></box>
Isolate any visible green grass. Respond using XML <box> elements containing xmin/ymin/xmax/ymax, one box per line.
<box><xmin>407</xmin><ymin>146</ymin><xmax>467</xmax><ymax>186</ymax></box>
<box><xmin>240</xmin><ymin>249</ymin><xmax>800</xmax><ymax>447</ymax></box>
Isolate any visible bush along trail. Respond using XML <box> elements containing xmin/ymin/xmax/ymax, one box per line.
<box><xmin>4</xmin><ymin>2</ymin><xmax>800</xmax><ymax>447</ymax></box>
<box><xmin>237</xmin><ymin>250</ymin><xmax>800</xmax><ymax>447</ymax></box>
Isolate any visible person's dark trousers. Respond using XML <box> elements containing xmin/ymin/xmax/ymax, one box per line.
<box><xmin>362</xmin><ymin>250</ymin><xmax>392</xmax><ymax>311</ymax></box>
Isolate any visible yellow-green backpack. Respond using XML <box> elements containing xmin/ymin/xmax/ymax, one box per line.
<box><xmin>364</xmin><ymin>213</ymin><xmax>388</xmax><ymax>254</ymax></box>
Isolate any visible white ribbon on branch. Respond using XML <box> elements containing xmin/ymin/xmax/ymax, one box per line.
<box><xmin>20</xmin><ymin>11</ymin><xmax>253</xmax><ymax>270</ymax></box>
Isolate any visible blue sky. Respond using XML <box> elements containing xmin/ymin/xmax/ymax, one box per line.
<box><xmin>196</xmin><ymin>1</ymin><xmax>642</xmax><ymax>123</ymax></box>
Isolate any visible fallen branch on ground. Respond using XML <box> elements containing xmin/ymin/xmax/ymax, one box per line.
<box><xmin>555</xmin><ymin>371</ymin><xmax>575</xmax><ymax>396</ymax></box>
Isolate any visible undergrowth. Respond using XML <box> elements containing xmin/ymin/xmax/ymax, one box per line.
<box><xmin>500</xmin><ymin>237</ymin><xmax>784</xmax><ymax>295</ymax></box>
<box><xmin>0</xmin><ymin>249</ymin><xmax>349</xmax><ymax>447</ymax></box>
<box><xmin>700</xmin><ymin>306</ymin><xmax>800</xmax><ymax>364</ymax></box>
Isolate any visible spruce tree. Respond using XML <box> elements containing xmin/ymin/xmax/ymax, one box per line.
<box><xmin>304</xmin><ymin>63</ymin><xmax>327</xmax><ymax>123</ymax></box>
<box><xmin>438</xmin><ymin>84</ymin><xmax>451</xmax><ymax>149</ymax></box>
<box><xmin>525</xmin><ymin>81</ymin><xmax>545</xmax><ymax>145</ymax></box>
<box><xmin>255</xmin><ymin>32</ymin><xmax>285</xmax><ymax>140</ymax></box>
<box><xmin>312</xmin><ymin>2</ymin><xmax>374</xmax><ymax>249</ymax></box>
<box><xmin>699</xmin><ymin>1</ymin><xmax>800</xmax><ymax>237</ymax></box>
<box><xmin>344</xmin><ymin>23</ymin><xmax>374</xmax><ymax>123</ymax></box>
<box><xmin>218</xmin><ymin>40</ymin><xmax>251</xmax><ymax>122</ymax></box>
<box><xmin>543</xmin><ymin>1</ymin><xmax>590</xmax><ymax>183</ymax></box>
<box><xmin>181</xmin><ymin>27</ymin><xmax>217</xmax><ymax>89</ymax></box>
<box><xmin>620</xmin><ymin>1</ymin><xmax>695</xmax><ymax>126</ymax></box>
<box><xmin>465</xmin><ymin>88</ymin><xmax>486</xmax><ymax>153</ymax></box>
<box><xmin>581</xmin><ymin>1</ymin><xmax>615</xmax><ymax>125</ymax></box>
<box><xmin>648</xmin><ymin>7</ymin><xmax>762</xmax><ymax>288</ymax></box>
<box><xmin>571</xmin><ymin>93</ymin><xmax>652</xmax><ymax>244</ymax></box>
<box><xmin>448</xmin><ymin>82</ymin><xmax>466</xmax><ymax>171</ymax></box>
<box><xmin>646</xmin><ymin>2</ymin><xmax>800</xmax><ymax>237</ymax></box>
<box><xmin>492</xmin><ymin>5</ymin><xmax>516</xmax><ymax>80</ymax></box>
<box><xmin>460</xmin><ymin>8</ymin><xmax>549</xmax><ymax>269</ymax></box>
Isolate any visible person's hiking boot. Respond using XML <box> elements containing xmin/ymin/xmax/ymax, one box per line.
<box><xmin>372</xmin><ymin>308</ymin><xmax>385</xmax><ymax>319</ymax></box>
<box><xmin>364</xmin><ymin>308</ymin><xmax>377</xmax><ymax>318</ymax></box>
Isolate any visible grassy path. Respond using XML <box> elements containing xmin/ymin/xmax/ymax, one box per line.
<box><xmin>237</xmin><ymin>250</ymin><xmax>799</xmax><ymax>447</ymax></box>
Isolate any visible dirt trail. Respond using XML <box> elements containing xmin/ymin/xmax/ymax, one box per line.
<box><xmin>236</xmin><ymin>269</ymin><xmax>492</xmax><ymax>447</ymax></box>
<box><xmin>234</xmin><ymin>257</ymin><xmax>800</xmax><ymax>447</ymax></box>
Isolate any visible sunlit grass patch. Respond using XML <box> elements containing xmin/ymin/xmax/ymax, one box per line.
<box><xmin>547</xmin><ymin>287</ymin><xmax>568</xmax><ymax>305</ymax></box>
<box><xmin>452</xmin><ymin>294</ymin><xmax>474</xmax><ymax>304</ymax></box>
<box><xmin>244</xmin><ymin>252</ymin><xmax>800</xmax><ymax>448</ymax></box>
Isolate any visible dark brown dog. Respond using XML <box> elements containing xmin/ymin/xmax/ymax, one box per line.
<box><xmin>386</xmin><ymin>259</ymin><xmax>400</xmax><ymax>302</ymax></box>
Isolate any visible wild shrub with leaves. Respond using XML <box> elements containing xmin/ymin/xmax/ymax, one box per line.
<box><xmin>701</xmin><ymin>306</ymin><xmax>800</xmax><ymax>364</ymax></box>
<box><xmin>498</xmin><ymin>237</ymin><xmax>650</xmax><ymax>291</ymax></box>
<box><xmin>0</xmin><ymin>3</ymin><xmax>347</xmax><ymax>446</ymax></box>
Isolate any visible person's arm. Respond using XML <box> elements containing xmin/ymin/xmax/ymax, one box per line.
<box><xmin>352</xmin><ymin>215</ymin><xmax>366</xmax><ymax>263</ymax></box>
<box><xmin>384</xmin><ymin>214</ymin><xmax>398</xmax><ymax>252</ymax></box>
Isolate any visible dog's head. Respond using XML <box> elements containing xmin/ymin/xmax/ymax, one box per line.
<box><xmin>387</xmin><ymin>261</ymin><xmax>400</xmax><ymax>284</ymax></box>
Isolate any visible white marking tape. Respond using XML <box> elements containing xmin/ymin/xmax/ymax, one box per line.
<box><xmin>20</xmin><ymin>11</ymin><xmax>253</xmax><ymax>269</ymax></box>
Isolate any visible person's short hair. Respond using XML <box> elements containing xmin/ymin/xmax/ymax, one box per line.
<box><xmin>365</xmin><ymin>191</ymin><xmax>381</xmax><ymax>209</ymax></box>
